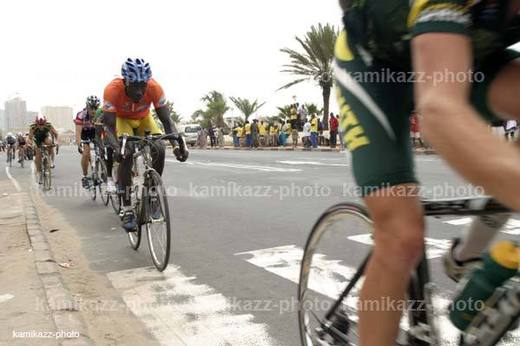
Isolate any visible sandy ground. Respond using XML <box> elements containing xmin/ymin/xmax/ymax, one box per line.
<box><xmin>32</xmin><ymin>190</ymin><xmax>160</xmax><ymax>346</ymax></box>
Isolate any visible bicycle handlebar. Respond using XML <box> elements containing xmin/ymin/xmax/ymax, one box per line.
<box><xmin>119</xmin><ymin>133</ymin><xmax>182</xmax><ymax>157</ymax></box>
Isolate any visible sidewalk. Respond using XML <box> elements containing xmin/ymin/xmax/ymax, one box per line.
<box><xmin>0</xmin><ymin>181</ymin><xmax>91</xmax><ymax>346</ymax></box>
<box><xmin>190</xmin><ymin>145</ymin><xmax>436</xmax><ymax>154</ymax></box>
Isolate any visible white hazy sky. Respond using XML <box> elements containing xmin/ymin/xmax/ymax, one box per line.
<box><xmin>0</xmin><ymin>0</ymin><xmax>342</xmax><ymax>119</ymax></box>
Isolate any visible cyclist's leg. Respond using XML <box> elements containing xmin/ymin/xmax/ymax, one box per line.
<box><xmin>137</xmin><ymin>114</ymin><xmax>165</xmax><ymax>175</ymax></box>
<box><xmin>106</xmin><ymin>145</ymin><xmax>114</xmax><ymax>178</ymax></box>
<box><xmin>80</xmin><ymin>127</ymin><xmax>92</xmax><ymax>176</ymax></box>
<box><xmin>334</xmin><ymin>29</ymin><xmax>421</xmax><ymax>346</ymax></box>
<box><xmin>116</xmin><ymin>117</ymin><xmax>136</xmax><ymax>207</ymax></box>
<box><xmin>34</xmin><ymin>142</ymin><xmax>42</xmax><ymax>174</ymax></box>
<box><xmin>445</xmin><ymin>51</ymin><xmax>520</xmax><ymax>272</ymax></box>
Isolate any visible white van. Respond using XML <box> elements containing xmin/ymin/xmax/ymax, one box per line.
<box><xmin>179</xmin><ymin>124</ymin><xmax>202</xmax><ymax>147</ymax></box>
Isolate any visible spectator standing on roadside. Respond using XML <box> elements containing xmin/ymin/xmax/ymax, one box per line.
<box><xmin>290</xmin><ymin>112</ymin><xmax>299</xmax><ymax>148</ymax></box>
<box><xmin>280</xmin><ymin>121</ymin><xmax>291</xmax><ymax>147</ymax></box>
<box><xmin>197</xmin><ymin>127</ymin><xmax>207</xmax><ymax>149</ymax></box>
<box><xmin>252</xmin><ymin>119</ymin><xmax>259</xmax><ymax>148</ymax></box>
<box><xmin>259</xmin><ymin>120</ymin><xmax>267</xmax><ymax>147</ymax></box>
<box><xmin>270</xmin><ymin>124</ymin><xmax>279</xmax><ymax>147</ymax></box>
<box><xmin>298</xmin><ymin>104</ymin><xmax>307</xmax><ymax>129</ymax></box>
<box><xmin>237</xmin><ymin>125</ymin><xmax>244</xmax><ymax>147</ymax></box>
<box><xmin>217</xmin><ymin>127</ymin><xmax>224</xmax><ymax>148</ymax></box>
<box><xmin>310</xmin><ymin>113</ymin><xmax>318</xmax><ymax>149</ymax></box>
<box><xmin>303</xmin><ymin>118</ymin><xmax>311</xmax><ymax>148</ymax></box>
<box><xmin>244</xmin><ymin>120</ymin><xmax>252</xmax><ymax>148</ymax></box>
<box><xmin>232</xmin><ymin>124</ymin><xmax>239</xmax><ymax>148</ymax></box>
<box><xmin>329</xmin><ymin>113</ymin><xmax>338</xmax><ymax>148</ymax></box>
<box><xmin>208</xmin><ymin>125</ymin><xmax>216</xmax><ymax>148</ymax></box>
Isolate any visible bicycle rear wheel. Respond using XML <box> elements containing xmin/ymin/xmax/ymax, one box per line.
<box><xmin>144</xmin><ymin>170</ymin><xmax>171</xmax><ymax>272</ymax></box>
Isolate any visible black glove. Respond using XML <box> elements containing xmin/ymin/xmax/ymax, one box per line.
<box><xmin>77</xmin><ymin>144</ymin><xmax>83</xmax><ymax>154</ymax></box>
<box><xmin>172</xmin><ymin>138</ymin><xmax>188</xmax><ymax>162</ymax></box>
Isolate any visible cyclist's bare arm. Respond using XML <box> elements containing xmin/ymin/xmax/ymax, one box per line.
<box><xmin>28</xmin><ymin>129</ymin><xmax>35</xmax><ymax>145</ymax></box>
<box><xmin>102</xmin><ymin>111</ymin><xmax>120</xmax><ymax>150</ymax></box>
<box><xmin>75</xmin><ymin>124</ymin><xmax>83</xmax><ymax>145</ymax></box>
<box><xmin>155</xmin><ymin>106</ymin><xmax>178</xmax><ymax>135</ymax></box>
<box><xmin>50</xmin><ymin>126</ymin><xmax>59</xmax><ymax>143</ymax></box>
<box><xmin>413</xmin><ymin>33</ymin><xmax>520</xmax><ymax>210</ymax></box>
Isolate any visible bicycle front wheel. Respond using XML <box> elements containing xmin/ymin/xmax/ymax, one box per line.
<box><xmin>298</xmin><ymin>203</ymin><xmax>374</xmax><ymax>346</ymax></box>
<box><xmin>42</xmin><ymin>157</ymin><xmax>52</xmax><ymax>191</ymax></box>
<box><xmin>144</xmin><ymin>170</ymin><xmax>171</xmax><ymax>272</ymax></box>
<box><xmin>96</xmin><ymin>158</ymin><xmax>109</xmax><ymax>206</ymax></box>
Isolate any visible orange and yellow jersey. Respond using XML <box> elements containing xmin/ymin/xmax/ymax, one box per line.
<box><xmin>103</xmin><ymin>78</ymin><xmax>167</xmax><ymax>120</ymax></box>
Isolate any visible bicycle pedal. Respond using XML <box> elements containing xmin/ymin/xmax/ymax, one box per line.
<box><xmin>150</xmin><ymin>217</ymin><xmax>165</xmax><ymax>224</ymax></box>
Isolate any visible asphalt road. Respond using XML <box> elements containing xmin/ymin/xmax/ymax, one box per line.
<box><xmin>1</xmin><ymin>147</ymin><xmax>518</xmax><ymax>346</ymax></box>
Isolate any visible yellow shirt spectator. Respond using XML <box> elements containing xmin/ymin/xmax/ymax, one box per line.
<box><xmin>311</xmin><ymin>117</ymin><xmax>318</xmax><ymax>132</ymax></box>
<box><xmin>290</xmin><ymin>107</ymin><xmax>297</xmax><ymax>121</ymax></box>
<box><xmin>270</xmin><ymin>126</ymin><xmax>279</xmax><ymax>135</ymax></box>
<box><xmin>259</xmin><ymin>123</ymin><xmax>267</xmax><ymax>136</ymax></box>
<box><xmin>236</xmin><ymin>127</ymin><xmax>243</xmax><ymax>137</ymax></box>
<box><xmin>245</xmin><ymin>123</ymin><xmax>252</xmax><ymax>135</ymax></box>
<box><xmin>283</xmin><ymin>123</ymin><xmax>292</xmax><ymax>134</ymax></box>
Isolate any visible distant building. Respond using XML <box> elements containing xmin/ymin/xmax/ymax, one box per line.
<box><xmin>41</xmin><ymin>106</ymin><xmax>74</xmax><ymax>131</ymax></box>
<box><xmin>5</xmin><ymin>97</ymin><xmax>27</xmax><ymax>132</ymax></box>
<box><xmin>0</xmin><ymin>109</ymin><xmax>5</xmax><ymax>135</ymax></box>
<box><xmin>25</xmin><ymin>111</ymin><xmax>39</xmax><ymax>129</ymax></box>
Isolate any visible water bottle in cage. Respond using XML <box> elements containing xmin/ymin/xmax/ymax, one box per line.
<box><xmin>462</xmin><ymin>279</ymin><xmax>519</xmax><ymax>345</ymax></box>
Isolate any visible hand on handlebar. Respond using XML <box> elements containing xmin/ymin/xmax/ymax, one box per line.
<box><xmin>171</xmin><ymin>136</ymin><xmax>189</xmax><ymax>162</ymax></box>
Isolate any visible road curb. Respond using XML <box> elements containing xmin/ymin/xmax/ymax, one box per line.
<box><xmin>190</xmin><ymin>146</ymin><xmax>436</xmax><ymax>155</ymax></box>
<box><xmin>21</xmin><ymin>193</ymin><xmax>93</xmax><ymax>346</ymax></box>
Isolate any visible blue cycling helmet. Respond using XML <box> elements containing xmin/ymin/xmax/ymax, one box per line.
<box><xmin>121</xmin><ymin>58</ymin><xmax>152</xmax><ymax>84</ymax></box>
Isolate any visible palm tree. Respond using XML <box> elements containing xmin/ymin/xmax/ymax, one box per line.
<box><xmin>304</xmin><ymin>103</ymin><xmax>323</xmax><ymax>117</ymax></box>
<box><xmin>280</xmin><ymin>23</ymin><xmax>338</xmax><ymax>130</ymax></box>
<box><xmin>230</xmin><ymin>97</ymin><xmax>265</xmax><ymax>121</ymax></box>
<box><xmin>202</xmin><ymin>91</ymin><xmax>230</xmax><ymax>128</ymax></box>
<box><xmin>277</xmin><ymin>105</ymin><xmax>293</xmax><ymax>120</ymax></box>
<box><xmin>192</xmin><ymin>91</ymin><xmax>230</xmax><ymax>129</ymax></box>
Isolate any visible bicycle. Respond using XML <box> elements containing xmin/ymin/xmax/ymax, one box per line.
<box><xmin>18</xmin><ymin>145</ymin><xmax>25</xmax><ymax>168</ymax></box>
<box><xmin>81</xmin><ymin>139</ymin><xmax>109</xmax><ymax>205</ymax></box>
<box><xmin>298</xmin><ymin>197</ymin><xmax>519</xmax><ymax>346</ymax></box>
<box><xmin>37</xmin><ymin>144</ymin><xmax>54</xmax><ymax>191</ymax></box>
<box><xmin>117</xmin><ymin>132</ymin><xmax>177</xmax><ymax>272</ymax></box>
<box><xmin>6</xmin><ymin>144</ymin><xmax>15</xmax><ymax>167</ymax></box>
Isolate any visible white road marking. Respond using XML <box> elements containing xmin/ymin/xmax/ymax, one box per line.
<box><xmin>347</xmin><ymin>234</ymin><xmax>452</xmax><ymax>259</ymax></box>
<box><xmin>166</xmin><ymin>160</ymin><xmax>301</xmax><ymax>173</ymax></box>
<box><xmin>235</xmin><ymin>245</ymin><xmax>520</xmax><ymax>345</ymax></box>
<box><xmin>236</xmin><ymin>245</ymin><xmax>357</xmax><ymax>303</ymax></box>
<box><xmin>0</xmin><ymin>294</ymin><xmax>14</xmax><ymax>304</ymax></box>
<box><xmin>5</xmin><ymin>167</ymin><xmax>21</xmax><ymax>192</ymax></box>
<box><xmin>443</xmin><ymin>217</ymin><xmax>520</xmax><ymax>235</ymax></box>
<box><xmin>276</xmin><ymin>160</ymin><xmax>349</xmax><ymax>167</ymax></box>
<box><xmin>107</xmin><ymin>266</ymin><xmax>276</xmax><ymax>346</ymax></box>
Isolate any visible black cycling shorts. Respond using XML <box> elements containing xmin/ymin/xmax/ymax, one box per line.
<box><xmin>81</xmin><ymin>126</ymin><xmax>96</xmax><ymax>142</ymax></box>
